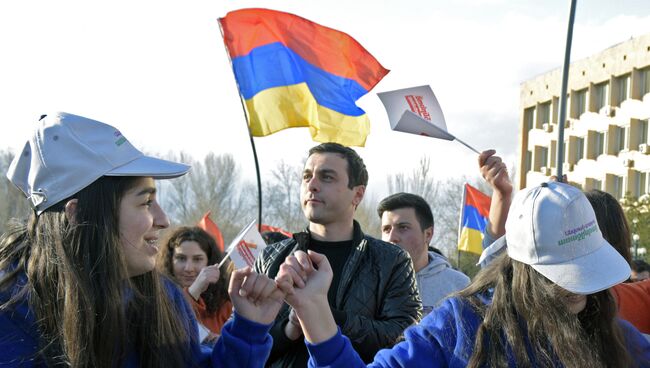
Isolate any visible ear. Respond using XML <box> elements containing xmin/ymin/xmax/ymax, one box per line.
<box><xmin>352</xmin><ymin>185</ymin><xmax>366</xmax><ymax>209</ymax></box>
<box><xmin>64</xmin><ymin>199</ymin><xmax>78</xmax><ymax>224</ymax></box>
<box><xmin>424</xmin><ymin>226</ymin><xmax>434</xmax><ymax>245</ymax></box>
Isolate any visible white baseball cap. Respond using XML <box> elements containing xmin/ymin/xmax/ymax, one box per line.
<box><xmin>486</xmin><ymin>181</ymin><xmax>630</xmax><ymax>294</ymax></box>
<box><xmin>7</xmin><ymin>112</ymin><xmax>190</xmax><ymax>214</ymax></box>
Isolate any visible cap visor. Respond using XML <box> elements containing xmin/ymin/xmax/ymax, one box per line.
<box><xmin>531</xmin><ymin>239</ymin><xmax>630</xmax><ymax>295</ymax></box>
<box><xmin>478</xmin><ymin>235</ymin><xmax>507</xmax><ymax>267</ymax></box>
<box><xmin>106</xmin><ymin>155</ymin><xmax>190</xmax><ymax>179</ymax></box>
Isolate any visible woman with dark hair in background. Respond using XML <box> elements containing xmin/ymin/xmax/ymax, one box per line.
<box><xmin>160</xmin><ymin>226</ymin><xmax>233</xmax><ymax>342</ymax></box>
<box><xmin>584</xmin><ymin>189</ymin><xmax>633</xmax><ymax>265</ymax></box>
<box><xmin>586</xmin><ymin>189</ymin><xmax>650</xmax><ymax>335</ymax></box>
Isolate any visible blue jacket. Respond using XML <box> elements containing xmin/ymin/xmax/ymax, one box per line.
<box><xmin>305</xmin><ymin>295</ymin><xmax>650</xmax><ymax>367</ymax></box>
<box><xmin>0</xmin><ymin>273</ymin><xmax>271</xmax><ymax>367</ymax></box>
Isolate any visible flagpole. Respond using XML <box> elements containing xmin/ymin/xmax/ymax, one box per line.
<box><xmin>454</xmin><ymin>137</ymin><xmax>481</xmax><ymax>155</ymax></box>
<box><xmin>218</xmin><ymin>19</ymin><xmax>263</xmax><ymax>231</ymax></box>
<box><xmin>555</xmin><ymin>0</ymin><xmax>578</xmax><ymax>179</ymax></box>
<box><xmin>457</xmin><ymin>183</ymin><xmax>468</xmax><ymax>270</ymax></box>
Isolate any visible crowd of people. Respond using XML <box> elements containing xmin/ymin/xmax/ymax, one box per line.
<box><xmin>1</xmin><ymin>112</ymin><xmax>649</xmax><ymax>366</ymax></box>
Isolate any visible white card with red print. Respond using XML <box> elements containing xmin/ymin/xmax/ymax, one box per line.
<box><xmin>222</xmin><ymin>220</ymin><xmax>267</xmax><ymax>270</ymax></box>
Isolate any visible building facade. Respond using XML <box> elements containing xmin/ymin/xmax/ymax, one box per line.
<box><xmin>518</xmin><ymin>33</ymin><xmax>650</xmax><ymax>199</ymax></box>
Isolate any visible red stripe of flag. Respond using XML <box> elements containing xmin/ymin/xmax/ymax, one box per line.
<box><xmin>220</xmin><ymin>8</ymin><xmax>388</xmax><ymax>91</ymax></box>
<box><xmin>464</xmin><ymin>183</ymin><xmax>490</xmax><ymax>218</ymax></box>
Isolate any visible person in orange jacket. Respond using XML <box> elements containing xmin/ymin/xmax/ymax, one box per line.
<box><xmin>160</xmin><ymin>226</ymin><xmax>233</xmax><ymax>342</ymax></box>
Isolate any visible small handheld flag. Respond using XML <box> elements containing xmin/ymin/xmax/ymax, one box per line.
<box><xmin>377</xmin><ymin>85</ymin><xmax>480</xmax><ymax>154</ymax></box>
<box><xmin>219</xmin><ymin>8</ymin><xmax>389</xmax><ymax>147</ymax></box>
<box><xmin>220</xmin><ymin>220</ymin><xmax>267</xmax><ymax>269</ymax></box>
<box><xmin>458</xmin><ymin>183</ymin><xmax>491</xmax><ymax>255</ymax></box>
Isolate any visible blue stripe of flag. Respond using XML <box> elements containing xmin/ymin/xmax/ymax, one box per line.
<box><xmin>462</xmin><ymin>204</ymin><xmax>488</xmax><ymax>232</ymax></box>
<box><xmin>231</xmin><ymin>42</ymin><xmax>368</xmax><ymax>116</ymax></box>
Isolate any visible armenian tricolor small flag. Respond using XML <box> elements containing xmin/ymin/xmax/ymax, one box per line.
<box><xmin>219</xmin><ymin>8</ymin><xmax>389</xmax><ymax>147</ymax></box>
<box><xmin>458</xmin><ymin>183</ymin><xmax>491</xmax><ymax>255</ymax></box>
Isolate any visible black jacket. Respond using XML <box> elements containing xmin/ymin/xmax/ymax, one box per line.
<box><xmin>254</xmin><ymin>221</ymin><xmax>422</xmax><ymax>367</ymax></box>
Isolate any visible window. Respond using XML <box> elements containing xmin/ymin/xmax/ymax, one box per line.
<box><xmin>641</xmin><ymin>67</ymin><xmax>650</xmax><ymax>97</ymax></box>
<box><xmin>549</xmin><ymin>141</ymin><xmax>557</xmax><ymax>168</ymax></box>
<box><xmin>534</xmin><ymin>146</ymin><xmax>548</xmax><ymax>171</ymax></box>
<box><xmin>525</xmin><ymin>150</ymin><xmax>532</xmax><ymax>172</ymax></box>
<box><xmin>576</xmin><ymin>137</ymin><xmax>585</xmax><ymax>161</ymax></box>
<box><xmin>593</xmin><ymin>132</ymin><xmax>605</xmax><ymax>158</ymax></box>
<box><xmin>524</xmin><ymin>107</ymin><xmax>535</xmax><ymax>132</ymax></box>
<box><xmin>593</xmin><ymin>179</ymin><xmax>602</xmax><ymax>191</ymax></box>
<box><xmin>612</xmin><ymin>126</ymin><xmax>626</xmax><ymax>154</ymax></box>
<box><xmin>587</xmin><ymin>178</ymin><xmax>602</xmax><ymax>191</ymax></box>
<box><xmin>594</xmin><ymin>133</ymin><xmax>605</xmax><ymax>158</ymax></box>
<box><xmin>615</xmin><ymin>74</ymin><xmax>630</xmax><ymax>106</ymax></box>
<box><xmin>642</xmin><ymin>119</ymin><xmax>649</xmax><ymax>145</ymax></box>
<box><xmin>608</xmin><ymin>174</ymin><xmax>624</xmax><ymax>199</ymax></box>
<box><xmin>571</xmin><ymin>89</ymin><xmax>587</xmax><ymax>118</ymax></box>
<box><xmin>593</xmin><ymin>82</ymin><xmax>609</xmax><ymax>112</ymax></box>
<box><xmin>634</xmin><ymin>172</ymin><xmax>647</xmax><ymax>198</ymax></box>
<box><xmin>537</xmin><ymin>101</ymin><xmax>551</xmax><ymax>127</ymax></box>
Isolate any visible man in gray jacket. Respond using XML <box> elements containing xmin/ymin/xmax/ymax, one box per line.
<box><xmin>378</xmin><ymin>192</ymin><xmax>470</xmax><ymax>314</ymax></box>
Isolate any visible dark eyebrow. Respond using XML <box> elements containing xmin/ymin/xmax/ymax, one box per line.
<box><xmin>316</xmin><ymin>168</ymin><xmax>337</xmax><ymax>176</ymax></box>
<box><xmin>135</xmin><ymin>187</ymin><xmax>156</xmax><ymax>196</ymax></box>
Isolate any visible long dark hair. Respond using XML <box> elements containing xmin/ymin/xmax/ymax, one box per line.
<box><xmin>460</xmin><ymin>254</ymin><xmax>633</xmax><ymax>367</ymax></box>
<box><xmin>584</xmin><ymin>189</ymin><xmax>632</xmax><ymax>265</ymax></box>
<box><xmin>0</xmin><ymin>176</ymin><xmax>193</xmax><ymax>367</ymax></box>
<box><xmin>159</xmin><ymin>226</ymin><xmax>230</xmax><ymax>314</ymax></box>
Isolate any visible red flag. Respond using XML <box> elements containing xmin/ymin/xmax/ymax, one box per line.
<box><xmin>197</xmin><ymin>211</ymin><xmax>225</xmax><ymax>252</ymax></box>
<box><xmin>260</xmin><ymin>224</ymin><xmax>293</xmax><ymax>239</ymax></box>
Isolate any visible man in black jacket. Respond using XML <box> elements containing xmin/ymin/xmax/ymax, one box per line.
<box><xmin>255</xmin><ymin>142</ymin><xmax>422</xmax><ymax>367</ymax></box>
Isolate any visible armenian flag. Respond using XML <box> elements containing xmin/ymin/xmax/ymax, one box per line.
<box><xmin>219</xmin><ymin>8</ymin><xmax>389</xmax><ymax>147</ymax></box>
<box><xmin>458</xmin><ymin>183</ymin><xmax>491</xmax><ymax>255</ymax></box>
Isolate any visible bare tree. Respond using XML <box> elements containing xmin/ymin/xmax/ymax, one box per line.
<box><xmin>0</xmin><ymin>149</ymin><xmax>30</xmax><ymax>234</ymax></box>
<box><xmin>387</xmin><ymin>156</ymin><xmax>440</xmax><ymax>201</ymax></box>
<box><xmin>354</xmin><ymin>191</ymin><xmax>381</xmax><ymax>238</ymax></box>
<box><xmin>263</xmin><ymin>160</ymin><xmax>305</xmax><ymax>233</ymax></box>
<box><xmin>159</xmin><ymin>152</ymin><xmax>256</xmax><ymax>243</ymax></box>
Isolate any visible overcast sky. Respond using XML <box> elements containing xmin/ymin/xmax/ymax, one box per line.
<box><xmin>2</xmin><ymin>0</ymin><xmax>650</xmax><ymax>196</ymax></box>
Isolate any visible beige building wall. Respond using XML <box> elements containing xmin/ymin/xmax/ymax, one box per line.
<box><xmin>518</xmin><ymin>33</ymin><xmax>650</xmax><ymax>199</ymax></box>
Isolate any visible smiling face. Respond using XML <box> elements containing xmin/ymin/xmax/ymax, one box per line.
<box><xmin>300</xmin><ymin>152</ymin><xmax>365</xmax><ymax>228</ymax></box>
<box><xmin>172</xmin><ymin>240</ymin><xmax>209</xmax><ymax>287</ymax></box>
<box><xmin>381</xmin><ymin>207</ymin><xmax>432</xmax><ymax>272</ymax></box>
<box><xmin>118</xmin><ymin>177</ymin><xmax>170</xmax><ymax>277</ymax></box>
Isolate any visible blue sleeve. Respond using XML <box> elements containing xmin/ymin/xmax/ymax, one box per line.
<box><xmin>618</xmin><ymin>318</ymin><xmax>650</xmax><ymax>366</ymax></box>
<box><xmin>482</xmin><ymin>224</ymin><xmax>496</xmax><ymax>251</ymax></box>
<box><xmin>306</xmin><ymin>298</ymin><xmax>477</xmax><ymax>368</ymax></box>
<box><xmin>0</xmin><ymin>304</ymin><xmax>40</xmax><ymax>367</ymax></box>
<box><xmin>211</xmin><ymin>313</ymin><xmax>273</xmax><ymax>368</ymax></box>
<box><xmin>165</xmin><ymin>279</ymin><xmax>273</xmax><ymax>368</ymax></box>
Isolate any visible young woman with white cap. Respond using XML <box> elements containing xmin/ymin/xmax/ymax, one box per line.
<box><xmin>276</xmin><ymin>181</ymin><xmax>650</xmax><ymax>367</ymax></box>
<box><xmin>0</xmin><ymin>112</ymin><xmax>285</xmax><ymax>367</ymax></box>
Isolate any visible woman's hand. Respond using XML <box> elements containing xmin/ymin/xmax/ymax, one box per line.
<box><xmin>229</xmin><ymin>267</ymin><xmax>286</xmax><ymax>325</ymax></box>
<box><xmin>188</xmin><ymin>264</ymin><xmax>221</xmax><ymax>300</ymax></box>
